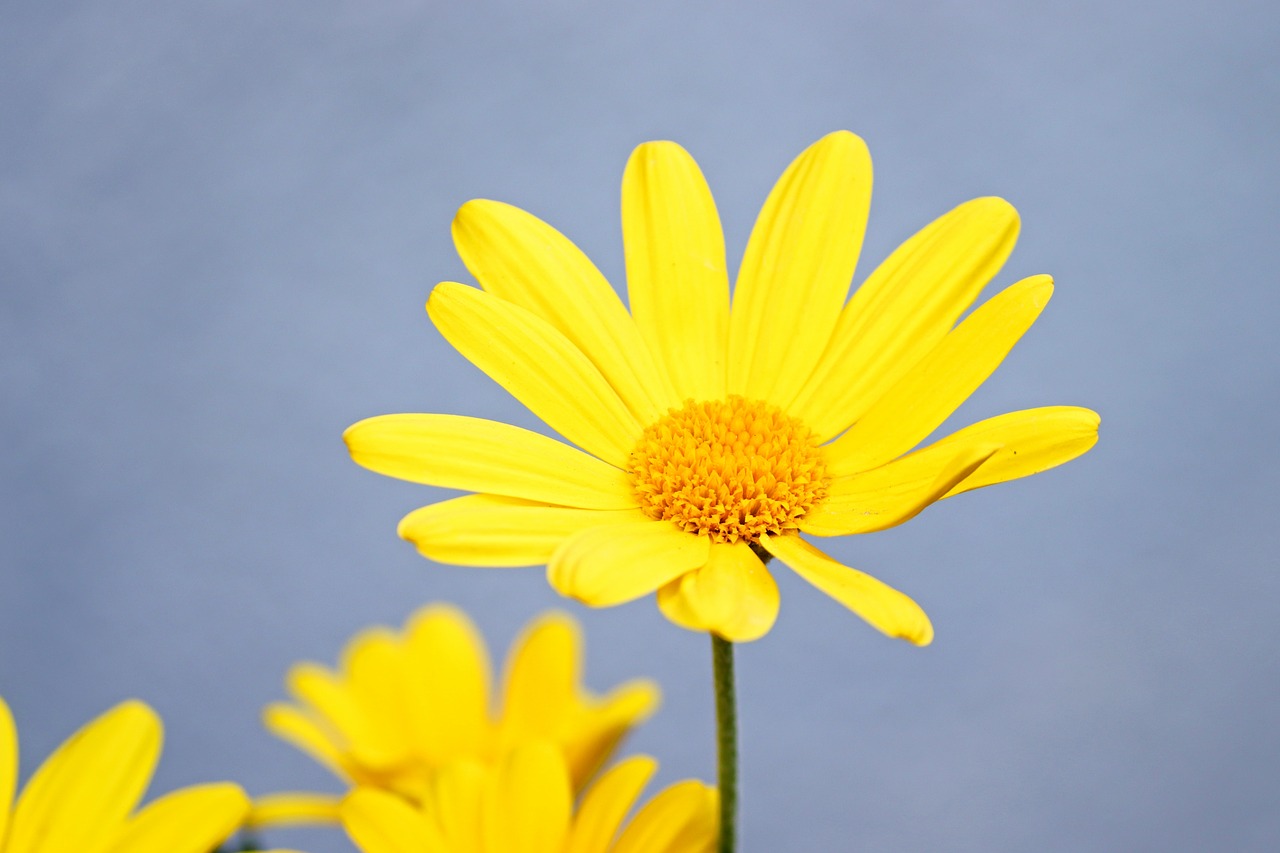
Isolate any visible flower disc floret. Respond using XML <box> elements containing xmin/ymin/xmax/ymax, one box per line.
<box><xmin>627</xmin><ymin>396</ymin><xmax>830</xmax><ymax>544</ymax></box>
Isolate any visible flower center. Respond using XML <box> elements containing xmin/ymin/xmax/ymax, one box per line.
<box><xmin>627</xmin><ymin>396</ymin><xmax>830</xmax><ymax>544</ymax></box>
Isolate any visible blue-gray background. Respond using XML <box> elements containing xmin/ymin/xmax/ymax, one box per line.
<box><xmin>3</xmin><ymin>2</ymin><xmax>1277</xmax><ymax>850</ymax></box>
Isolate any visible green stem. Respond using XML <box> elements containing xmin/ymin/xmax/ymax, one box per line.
<box><xmin>712</xmin><ymin>633</ymin><xmax>737</xmax><ymax>853</ymax></box>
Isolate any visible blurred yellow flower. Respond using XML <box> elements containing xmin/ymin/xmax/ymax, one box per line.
<box><xmin>0</xmin><ymin>696</ymin><xmax>263</xmax><ymax>853</ymax></box>
<box><xmin>255</xmin><ymin>604</ymin><xmax>658</xmax><ymax>826</ymax></box>
<box><xmin>346</xmin><ymin>131</ymin><xmax>1099</xmax><ymax>645</ymax></box>
<box><xmin>342</xmin><ymin>741</ymin><xmax>716</xmax><ymax>853</ymax></box>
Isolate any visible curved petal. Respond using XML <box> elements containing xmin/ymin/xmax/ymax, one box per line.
<box><xmin>261</xmin><ymin>704</ymin><xmax>353</xmax><ymax>781</ymax></box>
<box><xmin>656</xmin><ymin>541</ymin><xmax>779</xmax><ymax>641</ymax></box>
<box><xmin>345</xmin><ymin>414</ymin><xmax>636</xmax><ymax>510</ymax></box>
<box><xmin>401</xmin><ymin>605</ymin><xmax>492</xmax><ymax>763</ymax></box>
<box><xmin>825</xmin><ymin>274</ymin><xmax>1054</xmax><ymax>475</ymax></box>
<box><xmin>398</xmin><ymin>495</ymin><xmax>646</xmax><ymax>568</ymax></box>
<box><xmin>762</xmin><ymin>535</ymin><xmax>933</xmax><ymax>646</ymax></box>
<box><xmin>341</xmin><ymin>630</ymin><xmax>413</xmax><ymax>771</ymax></box>
<box><xmin>919</xmin><ymin>406</ymin><xmax>1100</xmax><ymax>498</ymax></box>
<box><xmin>790</xmin><ymin>197</ymin><xmax>1021</xmax><ymax>439</ymax></box>
<box><xmin>560</xmin><ymin>680</ymin><xmax>660</xmax><ymax>790</ymax></box>
<box><xmin>427</xmin><ymin>282</ymin><xmax>642</xmax><ymax>466</ymax></box>
<box><xmin>611</xmin><ymin>779</ymin><xmax>719</xmax><ymax>853</ymax></box>
<box><xmin>427</xmin><ymin>759</ymin><xmax>486</xmax><ymax>851</ymax></box>
<box><xmin>9</xmin><ymin>700</ymin><xmax>161</xmax><ymax>853</ymax></box>
<box><xmin>107</xmin><ymin>782</ymin><xmax>248</xmax><ymax>853</ymax></box>
<box><xmin>499</xmin><ymin>612</ymin><xmax>582</xmax><ymax>743</ymax></box>
<box><xmin>0</xmin><ymin>697</ymin><xmax>15</xmax><ymax>844</ymax></box>
<box><xmin>801</xmin><ymin>445</ymin><xmax>999</xmax><ymax>536</ymax></box>
<box><xmin>623</xmin><ymin>141</ymin><xmax>730</xmax><ymax>400</ymax></box>
<box><xmin>342</xmin><ymin>788</ymin><xmax>447</xmax><ymax>853</ymax></box>
<box><xmin>728</xmin><ymin>131</ymin><xmax>873</xmax><ymax>406</ymax></box>
<box><xmin>247</xmin><ymin>792</ymin><xmax>342</xmax><ymax>828</ymax></box>
<box><xmin>285</xmin><ymin>664</ymin><xmax>365</xmax><ymax>756</ymax></box>
<box><xmin>481</xmin><ymin>742</ymin><xmax>572</xmax><ymax>853</ymax></box>
<box><xmin>565</xmin><ymin>755</ymin><xmax>657</xmax><ymax>853</ymax></box>
<box><xmin>547</xmin><ymin>521</ymin><xmax>711</xmax><ymax>607</ymax></box>
<box><xmin>453</xmin><ymin>199</ymin><xmax>678</xmax><ymax>421</ymax></box>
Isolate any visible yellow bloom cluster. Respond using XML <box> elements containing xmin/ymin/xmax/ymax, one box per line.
<box><xmin>254</xmin><ymin>605</ymin><xmax>716</xmax><ymax>853</ymax></box>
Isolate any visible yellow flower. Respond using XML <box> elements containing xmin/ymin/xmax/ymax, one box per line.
<box><xmin>345</xmin><ymin>131</ymin><xmax>1100</xmax><ymax>646</ymax></box>
<box><xmin>0</xmin><ymin>696</ymin><xmax>268</xmax><ymax>853</ymax></box>
<box><xmin>341</xmin><ymin>742</ymin><xmax>716</xmax><ymax>853</ymax></box>
<box><xmin>255</xmin><ymin>605</ymin><xmax>658</xmax><ymax>826</ymax></box>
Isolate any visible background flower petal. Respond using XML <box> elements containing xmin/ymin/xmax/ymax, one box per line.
<box><xmin>342</xmin><ymin>787</ymin><xmax>447</xmax><ymax>853</ymax></box>
<box><xmin>610</xmin><ymin>779</ymin><xmax>719</xmax><ymax>853</ymax></box>
<box><xmin>565</xmin><ymin>755</ymin><xmax>657</xmax><ymax>853</ymax></box>
<box><xmin>453</xmin><ymin>199</ymin><xmax>678</xmax><ymax>421</ymax></box>
<box><xmin>824</xmin><ymin>274</ymin><xmax>1054</xmax><ymax>474</ymax></box>
<box><xmin>728</xmin><ymin>131</ymin><xmax>872</xmax><ymax>406</ymax></box>
<box><xmin>400</xmin><ymin>605</ymin><xmax>493</xmax><ymax>764</ymax></box>
<box><xmin>427</xmin><ymin>281</ymin><xmax>642</xmax><ymax>466</ymax></box>
<box><xmin>624</xmin><ymin>140</ymin><xmax>730</xmax><ymax>401</ymax></box>
<box><xmin>762</xmin><ymin>535</ymin><xmax>934</xmax><ymax>646</ymax></box>
<box><xmin>481</xmin><ymin>742</ymin><xmax>572</xmax><ymax>853</ymax></box>
<box><xmin>106</xmin><ymin>782</ymin><xmax>248</xmax><ymax>853</ymax></box>
<box><xmin>8</xmin><ymin>700</ymin><xmax>162</xmax><ymax>853</ymax></box>
<box><xmin>345</xmin><ymin>413</ymin><xmax>636</xmax><ymax>509</ymax></box>
<box><xmin>789</xmin><ymin>197</ymin><xmax>1020</xmax><ymax>439</ymax></box>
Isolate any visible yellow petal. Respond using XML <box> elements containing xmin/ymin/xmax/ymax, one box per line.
<box><xmin>401</xmin><ymin>604</ymin><xmax>492</xmax><ymax>763</ymax></box>
<box><xmin>481</xmin><ymin>742</ymin><xmax>572</xmax><ymax>853</ymax></box>
<box><xmin>0</xmin><ymin>697</ymin><xmax>15</xmax><ymax>844</ymax></box>
<box><xmin>107</xmin><ymin>782</ymin><xmax>248</xmax><ymax>853</ymax></box>
<box><xmin>825</xmin><ymin>274</ymin><xmax>1055</xmax><ymax>474</ymax></box>
<box><xmin>565</xmin><ymin>755</ymin><xmax>657</xmax><ymax>853</ymax></box>
<box><xmin>560</xmin><ymin>680</ymin><xmax>660</xmax><ymax>790</ymax></box>
<box><xmin>453</xmin><ymin>199</ymin><xmax>678</xmax><ymax>421</ymax></box>
<box><xmin>762</xmin><ymin>535</ymin><xmax>933</xmax><ymax>646</ymax></box>
<box><xmin>261</xmin><ymin>703</ymin><xmax>353</xmax><ymax>781</ymax></box>
<box><xmin>728</xmin><ymin>131</ymin><xmax>873</xmax><ymax>406</ymax></box>
<box><xmin>341</xmin><ymin>629</ymin><xmax>413</xmax><ymax>770</ymax></box>
<box><xmin>247</xmin><ymin>792</ymin><xmax>342</xmax><ymax>827</ymax></box>
<box><xmin>398</xmin><ymin>495</ymin><xmax>645</xmax><ymax>568</ymax></box>
<box><xmin>623</xmin><ymin>141</ymin><xmax>730</xmax><ymax>400</ymax></box>
<box><xmin>499</xmin><ymin>612</ymin><xmax>582</xmax><ymax>742</ymax></box>
<box><xmin>427</xmin><ymin>281</ymin><xmax>642</xmax><ymax>466</ymax></box>
<box><xmin>285</xmin><ymin>663</ymin><xmax>364</xmax><ymax>756</ymax></box>
<box><xmin>345</xmin><ymin>414</ymin><xmax>636</xmax><ymax>510</ymax></box>
<box><xmin>342</xmin><ymin>788</ymin><xmax>447</xmax><ymax>853</ymax></box>
<box><xmin>8</xmin><ymin>700</ymin><xmax>162</xmax><ymax>853</ymax></box>
<box><xmin>655</xmin><ymin>542</ymin><xmax>779</xmax><ymax>642</ymax></box>
<box><xmin>790</xmin><ymin>197</ymin><xmax>1021</xmax><ymax>439</ymax></box>
<box><xmin>801</xmin><ymin>445</ymin><xmax>999</xmax><ymax>536</ymax></box>
<box><xmin>547</xmin><ymin>521</ymin><xmax>711</xmax><ymax>607</ymax></box>
<box><xmin>611</xmin><ymin>780</ymin><xmax>719</xmax><ymax>853</ymax></box>
<box><xmin>914</xmin><ymin>406</ymin><xmax>1100</xmax><ymax>498</ymax></box>
<box><xmin>426</xmin><ymin>759</ymin><xmax>487</xmax><ymax>850</ymax></box>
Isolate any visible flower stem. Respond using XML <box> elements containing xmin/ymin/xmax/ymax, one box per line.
<box><xmin>712</xmin><ymin>633</ymin><xmax>737</xmax><ymax>853</ymax></box>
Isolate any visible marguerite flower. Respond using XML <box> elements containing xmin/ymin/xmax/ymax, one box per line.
<box><xmin>345</xmin><ymin>131</ymin><xmax>1100</xmax><ymax>646</ymax></box>
<box><xmin>255</xmin><ymin>605</ymin><xmax>657</xmax><ymax>826</ymax></box>
<box><xmin>0</xmin><ymin>696</ymin><xmax>271</xmax><ymax>853</ymax></box>
<box><xmin>341</xmin><ymin>742</ymin><xmax>716</xmax><ymax>853</ymax></box>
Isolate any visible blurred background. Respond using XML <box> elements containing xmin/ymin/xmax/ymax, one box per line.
<box><xmin>3</xmin><ymin>1</ymin><xmax>1277</xmax><ymax>850</ymax></box>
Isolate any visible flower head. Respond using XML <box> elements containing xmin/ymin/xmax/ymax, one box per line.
<box><xmin>346</xmin><ymin>131</ymin><xmax>1100</xmax><ymax>645</ymax></box>
<box><xmin>341</xmin><ymin>742</ymin><xmax>716</xmax><ymax>853</ymax></box>
<box><xmin>0</xmin><ymin>696</ymin><xmax>260</xmax><ymax>853</ymax></box>
<box><xmin>256</xmin><ymin>605</ymin><xmax>657</xmax><ymax>825</ymax></box>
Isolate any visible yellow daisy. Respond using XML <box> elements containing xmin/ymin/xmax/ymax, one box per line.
<box><xmin>341</xmin><ymin>742</ymin><xmax>716</xmax><ymax>853</ymax></box>
<box><xmin>0</xmin><ymin>696</ymin><xmax>276</xmax><ymax>853</ymax></box>
<box><xmin>255</xmin><ymin>604</ymin><xmax>658</xmax><ymax>826</ymax></box>
<box><xmin>345</xmin><ymin>131</ymin><xmax>1100</xmax><ymax>646</ymax></box>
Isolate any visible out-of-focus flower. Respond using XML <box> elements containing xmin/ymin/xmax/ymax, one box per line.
<box><xmin>255</xmin><ymin>605</ymin><xmax>657</xmax><ymax>826</ymax></box>
<box><xmin>0</xmin><ymin>696</ymin><xmax>263</xmax><ymax>853</ymax></box>
<box><xmin>342</xmin><ymin>741</ymin><xmax>716</xmax><ymax>853</ymax></box>
<box><xmin>345</xmin><ymin>131</ymin><xmax>1099</xmax><ymax>645</ymax></box>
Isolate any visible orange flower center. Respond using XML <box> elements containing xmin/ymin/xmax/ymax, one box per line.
<box><xmin>627</xmin><ymin>396</ymin><xmax>830</xmax><ymax>544</ymax></box>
